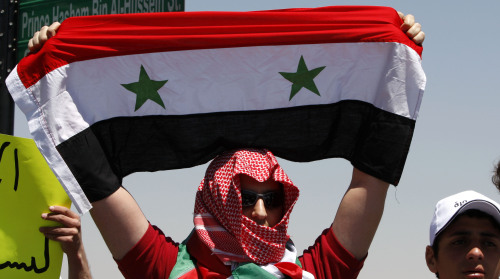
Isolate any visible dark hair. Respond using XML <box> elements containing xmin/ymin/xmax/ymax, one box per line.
<box><xmin>493</xmin><ymin>161</ymin><xmax>500</xmax><ymax>191</ymax></box>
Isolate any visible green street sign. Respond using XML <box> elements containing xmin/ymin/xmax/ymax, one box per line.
<box><xmin>17</xmin><ymin>0</ymin><xmax>184</xmax><ymax>61</ymax></box>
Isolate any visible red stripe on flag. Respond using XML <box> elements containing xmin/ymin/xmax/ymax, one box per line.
<box><xmin>17</xmin><ymin>6</ymin><xmax>422</xmax><ymax>89</ymax></box>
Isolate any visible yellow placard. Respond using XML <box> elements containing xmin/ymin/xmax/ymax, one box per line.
<box><xmin>0</xmin><ymin>134</ymin><xmax>71</xmax><ymax>279</ymax></box>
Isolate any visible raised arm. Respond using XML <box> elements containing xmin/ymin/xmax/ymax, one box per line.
<box><xmin>89</xmin><ymin>187</ymin><xmax>149</xmax><ymax>260</ymax></box>
<box><xmin>331</xmin><ymin>168</ymin><xmax>389</xmax><ymax>260</ymax></box>
<box><xmin>27</xmin><ymin>20</ymin><xmax>152</xmax><ymax>264</ymax></box>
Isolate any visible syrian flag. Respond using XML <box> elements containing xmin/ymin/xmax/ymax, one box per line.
<box><xmin>6</xmin><ymin>6</ymin><xmax>426</xmax><ymax>213</ymax></box>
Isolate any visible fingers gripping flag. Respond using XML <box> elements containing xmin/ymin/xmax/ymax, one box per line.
<box><xmin>6</xmin><ymin>6</ymin><xmax>426</xmax><ymax>213</ymax></box>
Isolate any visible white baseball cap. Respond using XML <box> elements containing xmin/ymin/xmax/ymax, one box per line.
<box><xmin>429</xmin><ymin>190</ymin><xmax>500</xmax><ymax>246</ymax></box>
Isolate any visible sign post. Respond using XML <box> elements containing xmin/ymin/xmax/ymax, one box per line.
<box><xmin>17</xmin><ymin>0</ymin><xmax>185</xmax><ymax>60</ymax></box>
<box><xmin>0</xmin><ymin>0</ymin><xmax>18</xmax><ymax>135</ymax></box>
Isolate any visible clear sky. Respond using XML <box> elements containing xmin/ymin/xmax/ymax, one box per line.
<box><xmin>12</xmin><ymin>1</ymin><xmax>500</xmax><ymax>278</ymax></box>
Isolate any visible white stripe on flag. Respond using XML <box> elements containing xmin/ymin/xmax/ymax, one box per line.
<box><xmin>23</xmin><ymin>42</ymin><xmax>424</xmax><ymax>146</ymax></box>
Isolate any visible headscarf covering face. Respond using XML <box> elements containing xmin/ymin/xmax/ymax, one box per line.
<box><xmin>193</xmin><ymin>149</ymin><xmax>300</xmax><ymax>265</ymax></box>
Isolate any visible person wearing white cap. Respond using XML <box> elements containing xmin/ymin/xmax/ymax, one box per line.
<box><xmin>425</xmin><ymin>190</ymin><xmax>500</xmax><ymax>279</ymax></box>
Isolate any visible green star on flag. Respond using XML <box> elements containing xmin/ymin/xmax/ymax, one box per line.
<box><xmin>279</xmin><ymin>55</ymin><xmax>326</xmax><ymax>101</ymax></box>
<box><xmin>121</xmin><ymin>65</ymin><xmax>168</xmax><ymax>111</ymax></box>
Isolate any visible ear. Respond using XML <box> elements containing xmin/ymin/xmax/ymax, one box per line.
<box><xmin>425</xmin><ymin>245</ymin><xmax>438</xmax><ymax>273</ymax></box>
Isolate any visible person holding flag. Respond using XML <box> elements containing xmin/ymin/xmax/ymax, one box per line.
<box><xmin>26</xmin><ymin>8</ymin><xmax>424</xmax><ymax>279</ymax></box>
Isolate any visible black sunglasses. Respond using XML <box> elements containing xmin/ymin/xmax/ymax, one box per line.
<box><xmin>240</xmin><ymin>189</ymin><xmax>284</xmax><ymax>209</ymax></box>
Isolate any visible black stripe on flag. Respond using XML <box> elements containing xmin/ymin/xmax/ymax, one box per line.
<box><xmin>57</xmin><ymin>100</ymin><xmax>414</xmax><ymax>202</ymax></box>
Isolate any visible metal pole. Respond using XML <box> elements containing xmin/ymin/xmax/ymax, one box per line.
<box><xmin>0</xmin><ymin>0</ymin><xmax>18</xmax><ymax>135</ymax></box>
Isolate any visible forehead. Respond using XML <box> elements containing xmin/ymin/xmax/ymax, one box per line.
<box><xmin>239</xmin><ymin>174</ymin><xmax>281</xmax><ymax>192</ymax></box>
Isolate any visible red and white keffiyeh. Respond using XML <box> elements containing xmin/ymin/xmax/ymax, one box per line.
<box><xmin>193</xmin><ymin>149</ymin><xmax>300</xmax><ymax>265</ymax></box>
